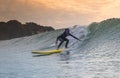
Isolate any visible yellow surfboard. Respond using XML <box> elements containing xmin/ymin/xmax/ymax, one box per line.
<box><xmin>32</xmin><ymin>49</ymin><xmax>66</xmax><ymax>55</ymax></box>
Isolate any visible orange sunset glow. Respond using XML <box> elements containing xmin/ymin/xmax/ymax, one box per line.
<box><xmin>0</xmin><ymin>0</ymin><xmax>120</xmax><ymax>29</ymax></box>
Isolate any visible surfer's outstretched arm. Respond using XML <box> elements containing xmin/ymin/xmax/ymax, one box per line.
<box><xmin>69</xmin><ymin>33</ymin><xmax>80</xmax><ymax>41</ymax></box>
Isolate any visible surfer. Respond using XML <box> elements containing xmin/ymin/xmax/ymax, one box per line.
<box><xmin>56</xmin><ymin>28</ymin><xmax>80</xmax><ymax>49</ymax></box>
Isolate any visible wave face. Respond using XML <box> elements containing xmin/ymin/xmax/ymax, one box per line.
<box><xmin>74</xmin><ymin>18</ymin><xmax>120</xmax><ymax>78</ymax></box>
<box><xmin>79</xmin><ymin>18</ymin><xmax>120</xmax><ymax>54</ymax></box>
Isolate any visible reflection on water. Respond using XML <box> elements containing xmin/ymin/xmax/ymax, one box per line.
<box><xmin>57</xmin><ymin>51</ymin><xmax>120</xmax><ymax>78</ymax></box>
<box><xmin>59</xmin><ymin>51</ymin><xmax>70</xmax><ymax>61</ymax></box>
<box><xmin>0</xmin><ymin>49</ymin><xmax>120</xmax><ymax>78</ymax></box>
<box><xmin>58</xmin><ymin>51</ymin><xmax>79</xmax><ymax>78</ymax></box>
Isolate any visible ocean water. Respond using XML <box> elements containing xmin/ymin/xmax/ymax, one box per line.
<box><xmin>0</xmin><ymin>18</ymin><xmax>120</xmax><ymax>78</ymax></box>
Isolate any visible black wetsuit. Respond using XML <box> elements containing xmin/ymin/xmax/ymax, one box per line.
<box><xmin>56</xmin><ymin>29</ymin><xmax>79</xmax><ymax>49</ymax></box>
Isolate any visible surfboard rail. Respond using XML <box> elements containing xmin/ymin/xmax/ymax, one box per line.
<box><xmin>32</xmin><ymin>49</ymin><xmax>66</xmax><ymax>55</ymax></box>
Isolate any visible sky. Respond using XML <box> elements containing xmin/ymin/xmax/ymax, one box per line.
<box><xmin>0</xmin><ymin>0</ymin><xmax>120</xmax><ymax>29</ymax></box>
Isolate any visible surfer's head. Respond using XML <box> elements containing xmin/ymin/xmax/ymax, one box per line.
<box><xmin>65</xmin><ymin>28</ymin><xmax>70</xmax><ymax>35</ymax></box>
<box><xmin>65</xmin><ymin>28</ymin><xmax>70</xmax><ymax>32</ymax></box>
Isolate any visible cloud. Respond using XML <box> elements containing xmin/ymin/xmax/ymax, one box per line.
<box><xmin>0</xmin><ymin>0</ymin><xmax>120</xmax><ymax>29</ymax></box>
